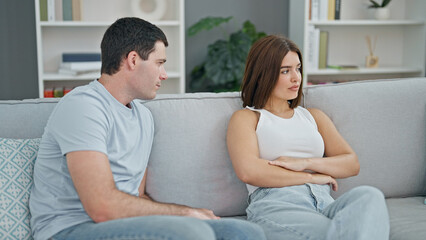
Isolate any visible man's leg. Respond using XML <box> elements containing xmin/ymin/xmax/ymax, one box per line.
<box><xmin>204</xmin><ymin>218</ymin><xmax>266</xmax><ymax>240</ymax></box>
<box><xmin>51</xmin><ymin>215</ymin><xmax>216</xmax><ymax>240</ymax></box>
<box><xmin>322</xmin><ymin>185</ymin><xmax>390</xmax><ymax>240</ymax></box>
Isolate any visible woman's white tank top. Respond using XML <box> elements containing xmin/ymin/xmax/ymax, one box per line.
<box><xmin>246</xmin><ymin>106</ymin><xmax>325</xmax><ymax>194</ymax></box>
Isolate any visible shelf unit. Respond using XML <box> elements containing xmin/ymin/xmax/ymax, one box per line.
<box><xmin>289</xmin><ymin>0</ymin><xmax>426</xmax><ymax>85</ymax></box>
<box><xmin>34</xmin><ymin>0</ymin><xmax>185</xmax><ymax>98</ymax></box>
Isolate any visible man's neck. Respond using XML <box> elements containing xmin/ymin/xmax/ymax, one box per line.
<box><xmin>98</xmin><ymin>73</ymin><xmax>133</xmax><ymax>107</ymax></box>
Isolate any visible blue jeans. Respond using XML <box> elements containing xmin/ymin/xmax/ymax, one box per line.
<box><xmin>51</xmin><ymin>215</ymin><xmax>266</xmax><ymax>240</ymax></box>
<box><xmin>246</xmin><ymin>184</ymin><xmax>389</xmax><ymax>240</ymax></box>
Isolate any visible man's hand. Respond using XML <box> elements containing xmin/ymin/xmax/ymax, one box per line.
<box><xmin>184</xmin><ymin>207</ymin><xmax>220</xmax><ymax>220</ymax></box>
<box><xmin>268</xmin><ymin>156</ymin><xmax>310</xmax><ymax>172</ymax></box>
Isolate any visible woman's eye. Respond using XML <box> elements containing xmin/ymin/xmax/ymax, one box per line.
<box><xmin>281</xmin><ymin>70</ymin><xmax>289</xmax><ymax>74</ymax></box>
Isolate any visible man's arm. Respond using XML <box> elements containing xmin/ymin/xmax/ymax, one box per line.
<box><xmin>67</xmin><ymin>151</ymin><xmax>219</xmax><ymax>223</ymax></box>
<box><xmin>138</xmin><ymin>171</ymin><xmax>151</xmax><ymax>199</ymax></box>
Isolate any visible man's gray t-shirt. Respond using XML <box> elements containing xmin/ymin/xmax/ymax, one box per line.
<box><xmin>29</xmin><ymin>80</ymin><xmax>154</xmax><ymax>240</ymax></box>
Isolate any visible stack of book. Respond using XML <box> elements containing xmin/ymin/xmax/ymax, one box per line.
<box><xmin>39</xmin><ymin>0</ymin><xmax>81</xmax><ymax>21</ymax></box>
<box><xmin>307</xmin><ymin>27</ymin><xmax>329</xmax><ymax>70</ymax></box>
<box><xmin>309</xmin><ymin>0</ymin><xmax>341</xmax><ymax>21</ymax></box>
<box><xmin>307</xmin><ymin>29</ymin><xmax>360</xmax><ymax>71</ymax></box>
<box><xmin>44</xmin><ymin>87</ymin><xmax>73</xmax><ymax>98</ymax></box>
<box><xmin>58</xmin><ymin>52</ymin><xmax>101</xmax><ymax>76</ymax></box>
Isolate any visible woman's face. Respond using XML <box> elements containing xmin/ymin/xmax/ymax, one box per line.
<box><xmin>270</xmin><ymin>51</ymin><xmax>302</xmax><ymax>102</ymax></box>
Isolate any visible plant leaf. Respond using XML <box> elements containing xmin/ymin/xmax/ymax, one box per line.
<box><xmin>188</xmin><ymin>17</ymin><xmax>267</xmax><ymax>92</ymax></box>
<box><xmin>381</xmin><ymin>0</ymin><xmax>391</xmax><ymax>7</ymax></box>
<box><xmin>242</xmin><ymin>21</ymin><xmax>257</xmax><ymax>40</ymax></box>
<box><xmin>190</xmin><ymin>63</ymin><xmax>210</xmax><ymax>92</ymax></box>
<box><xmin>188</xmin><ymin>16</ymin><xmax>233</xmax><ymax>37</ymax></box>
<box><xmin>242</xmin><ymin>20</ymin><xmax>267</xmax><ymax>44</ymax></box>
<box><xmin>204</xmin><ymin>32</ymin><xmax>252</xmax><ymax>86</ymax></box>
<box><xmin>369</xmin><ymin>0</ymin><xmax>381</xmax><ymax>8</ymax></box>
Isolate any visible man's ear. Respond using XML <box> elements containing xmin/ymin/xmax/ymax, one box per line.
<box><xmin>126</xmin><ymin>51</ymin><xmax>139</xmax><ymax>70</ymax></box>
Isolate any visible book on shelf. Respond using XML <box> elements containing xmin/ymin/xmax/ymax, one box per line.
<box><xmin>327</xmin><ymin>0</ymin><xmax>335</xmax><ymax>20</ymax></box>
<box><xmin>59</xmin><ymin>52</ymin><xmax>101</xmax><ymax>75</ymax></box>
<box><xmin>47</xmin><ymin>0</ymin><xmax>55</xmax><ymax>21</ymax></box>
<box><xmin>64</xmin><ymin>87</ymin><xmax>73</xmax><ymax>95</ymax></box>
<box><xmin>54</xmin><ymin>88</ymin><xmax>64</xmax><ymax>98</ymax></box>
<box><xmin>335</xmin><ymin>0</ymin><xmax>341</xmax><ymax>20</ymax></box>
<box><xmin>44</xmin><ymin>87</ymin><xmax>74</xmax><ymax>98</ymax></box>
<box><xmin>327</xmin><ymin>65</ymin><xmax>359</xmax><ymax>70</ymax></box>
<box><xmin>72</xmin><ymin>0</ymin><xmax>81</xmax><ymax>21</ymax></box>
<box><xmin>307</xmin><ymin>25</ymin><xmax>320</xmax><ymax>70</ymax></box>
<box><xmin>310</xmin><ymin>0</ymin><xmax>341</xmax><ymax>21</ymax></box>
<box><xmin>318</xmin><ymin>31</ymin><xmax>329</xmax><ymax>69</ymax></box>
<box><xmin>62</xmin><ymin>52</ymin><xmax>101</xmax><ymax>62</ymax></box>
<box><xmin>39</xmin><ymin>0</ymin><xmax>48</xmax><ymax>21</ymax></box>
<box><xmin>319</xmin><ymin>0</ymin><xmax>328</xmax><ymax>21</ymax></box>
<box><xmin>55</xmin><ymin>0</ymin><xmax>63</xmax><ymax>21</ymax></box>
<box><xmin>60</xmin><ymin>61</ymin><xmax>101</xmax><ymax>71</ymax></box>
<box><xmin>42</xmin><ymin>0</ymin><xmax>76</xmax><ymax>22</ymax></box>
<box><xmin>44</xmin><ymin>88</ymin><xmax>53</xmax><ymax>98</ymax></box>
<box><xmin>58</xmin><ymin>67</ymin><xmax>100</xmax><ymax>76</ymax></box>
<box><xmin>310</xmin><ymin>0</ymin><xmax>319</xmax><ymax>21</ymax></box>
<box><xmin>63</xmin><ymin>0</ymin><xmax>72</xmax><ymax>21</ymax></box>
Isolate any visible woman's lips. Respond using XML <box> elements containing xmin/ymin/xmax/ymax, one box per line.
<box><xmin>289</xmin><ymin>86</ymin><xmax>299</xmax><ymax>91</ymax></box>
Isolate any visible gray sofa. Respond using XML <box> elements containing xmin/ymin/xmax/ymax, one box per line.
<box><xmin>0</xmin><ymin>78</ymin><xmax>425</xmax><ymax>240</ymax></box>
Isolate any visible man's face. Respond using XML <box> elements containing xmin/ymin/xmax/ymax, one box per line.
<box><xmin>131</xmin><ymin>41</ymin><xmax>168</xmax><ymax>100</ymax></box>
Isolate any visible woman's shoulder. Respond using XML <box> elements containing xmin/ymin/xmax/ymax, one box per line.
<box><xmin>305</xmin><ymin>107</ymin><xmax>327</xmax><ymax>120</ymax></box>
<box><xmin>230</xmin><ymin>108</ymin><xmax>260</xmax><ymax>125</ymax></box>
<box><xmin>232</xmin><ymin>108</ymin><xmax>258</xmax><ymax>118</ymax></box>
<box><xmin>304</xmin><ymin>107</ymin><xmax>333</xmax><ymax>128</ymax></box>
<box><xmin>295</xmin><ymin>107</ymin><xmax>325</xmax><ymax>127</ymax></box>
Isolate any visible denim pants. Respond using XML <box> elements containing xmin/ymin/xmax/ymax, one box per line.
<box><xmin>246</xmin><ymin>184</ymin><xmax>389</xmax><ymax>240</ymax></box>
<box><xmin>51</xmin><ymin>215</ymin><xmax>266</xmax><ymax>240</ymax></box>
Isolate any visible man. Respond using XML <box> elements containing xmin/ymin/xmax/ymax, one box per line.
<box><xmin>29</xmin><ymin>17</ymin><xmax>265</xmax><ymax>240</ymax></box>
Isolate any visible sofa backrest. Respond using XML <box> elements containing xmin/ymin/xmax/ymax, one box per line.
<box><xmin>303</xmin><ymin>78</ymin><xmax>426</xmax><ymax>199</ymax></box>
<box><xmin>0</xmin><ymin>78</ymin><xmax>425</xmax><ymax>218</ymax></box>
<box><xmin>0</xmin><ymin>98</ymin><xmax>59</xmax><ymax>139</ymax></box>
<box><xmin>142</xmin><ymin>92</ymin><xmax>247</xmax><ymax>216</ymax></box>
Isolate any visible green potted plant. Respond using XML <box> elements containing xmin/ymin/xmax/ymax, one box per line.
<box><xmin>368</xmin><ymin>0</ymin><xmax>392</xmax><ymax>20</ymax></box>
<box><xmin>187</xmin><ymin>16</ymin><xmax>266</xmax><ymax>92</ymax></box>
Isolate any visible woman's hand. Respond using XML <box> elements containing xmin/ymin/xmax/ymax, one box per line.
<box><xmin>311</xmin><ymin>173</ymin><xmax>338</xmax><ymax>191</ymax></box>
<box><xmin>268</xmin><ymin>156</ymin><xmax>310</xmax><ymax>172</ymax></box>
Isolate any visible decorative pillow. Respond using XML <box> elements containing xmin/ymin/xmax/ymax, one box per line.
<box><xmin>0</xmin><ymin>138</ymin><xmax>41</xmax><ymax>240</ymax></box>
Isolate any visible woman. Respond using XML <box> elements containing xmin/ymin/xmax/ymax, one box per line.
<box><xmin>227</xmin><ymin>35</ymin><xmax>389</xmax><ymax>240</ymax></box>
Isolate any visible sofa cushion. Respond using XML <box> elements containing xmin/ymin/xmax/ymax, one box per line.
<box><xmin>303</xmin><ymin>78</ymin><xmax>426</xmax><ymax>198</ymax></box>
<box><xmin>0</xmin><ymin>138</ymin><xmax>41</xmax><ymax>240</ymax></box>
<box><xmin>386</xmin><ymin>197</ymin><xmax>426</xmax><ymax>240</ymax></box>
<box><xmin>0</xmin><ymin>98</ymin><xmax>59</xmax><ymax>139</ymax></box>
<box><xmin>142</xmin><ymin>92</ymin><xmax>248</xmax><ymax>216</ymax></box>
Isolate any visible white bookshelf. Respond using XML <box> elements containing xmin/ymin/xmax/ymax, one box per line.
<box><xmin>309</xmin><ymin>19</ymin><xmax>424</xmax><ymax>26</ymax></box>
<box><xmin>289</xmin><ymin>0</ymin><xmax>426</xmax><ymax>85</ymax></box>
<box><xmin>34</xmin><ymin>0</ymin><xmax>185</xmax><ymax>98</ymax></box>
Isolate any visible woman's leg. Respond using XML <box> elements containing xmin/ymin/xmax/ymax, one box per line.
<box><xmin>246</xmin><ymin>185</ymin><xmax>334</xmax><ymax>240</ymax></box>
<box><xmin>322</xmin><ymin>185</ymin><xmax>390</xmax><ymax>240</ymax></box>
<box><xmin>204</xmin><ymin>218</ymin><xmax>266</xmax><ymax>240</ymax></box>
<box><xmin>247</xmin><ymin>185</ymin><xmax>389</xmax><ymax>240</ymax></box>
